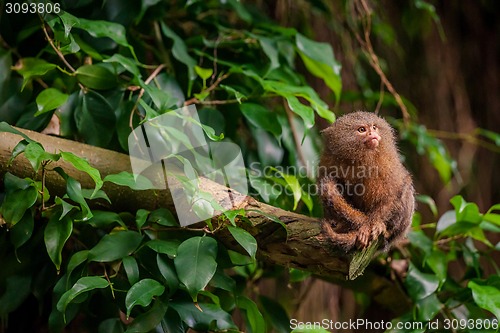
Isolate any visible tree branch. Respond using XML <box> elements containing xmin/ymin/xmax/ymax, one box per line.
<box><xmin>0</xmin><ymin>128</ymin><xmax>410</xmax><ymax>316</ymax></box>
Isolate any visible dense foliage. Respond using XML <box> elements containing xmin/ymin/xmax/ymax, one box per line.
<box><xmin>0</xmin><ymin>1</ymin><xmax>500</xmax><ymax>332</ymax></box>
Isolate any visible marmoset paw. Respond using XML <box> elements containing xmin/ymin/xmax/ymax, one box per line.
<box><xmin>356</xmin><ymin>225</ymin><xmax>372</xmax><ymax>248</ymax></box>
<box><xmin>371</xmin><ymin>221</ymin><xmax>386</xmax><ymax>239</ymax></box>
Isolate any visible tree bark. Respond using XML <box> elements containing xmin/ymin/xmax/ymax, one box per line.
<box><xmin>0</xmin><ymin>127</ymin><xmax>411</xmax><ymax>316</ymax></box>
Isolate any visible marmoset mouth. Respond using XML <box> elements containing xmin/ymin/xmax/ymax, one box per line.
<box><xmin>365</xmin><ymin>137</ymin><xmax>380</xmax><ymax>149</ymax></box>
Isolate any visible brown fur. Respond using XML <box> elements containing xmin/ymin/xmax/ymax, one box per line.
<box><xmin>318</xmin><ymin>111</ymin><xmax>415</xmax><ymax>251</ymax></box>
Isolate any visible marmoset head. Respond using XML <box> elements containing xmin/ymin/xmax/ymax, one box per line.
<box><xmin>322</xmin><ymin>111</ymin><xmax>396</xmax><ymax>161</ymax></box>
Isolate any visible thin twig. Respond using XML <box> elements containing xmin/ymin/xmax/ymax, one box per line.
<box><xmin>210</xmin><ymin>36</ymin><xmax>223</xmax><ymax>86</ymax></box>
<box><xmin>353</xmin><ymin>0</ymin><xmax>411</xmax><ymax>125</ymax></box>
<box><xmin>427</xmin><ymin>129</ymin><xmax>500</xmax><ymax>153</ymax></box>
<box><xmin>35</xmin><ymin>78</ymin><xmax>49</xmax><ymax>89</ymax></box>
<box><xmin>41</xmin><ymin>22</ymin><xmax>75</xmax><ymax>73</ymax></box>
<box><xmin>153</xmin><ymin>21</ymin><xmax>173</xmax><ymax>71</ymax></box>
<box><xmin>0</xmin><ymin>34</ymin><xmax>21</xmax><ymax>58</ymax></box>
<box><xmin>198</xmin><ymin>99</ymin><xmax>240</xmax><ymax>105</ymax></box>
<box><xmin>128</xmin><ymin>64</ymin><xmax>166</xmax><ymax>131</ymax></box>
<box><xmin>41</xmin><ymin>161</ymin><xmax>48</xmax><ymax>210</ymax></box>
<box><xmin>374</xmin><ymin>79</ymin><xmax>385</xmax><ymax>115</ymax></box>
<box><xmin>184</xmin><ymin>73</ymin><xmax>230</xmax><ymax>106</ymax></box>
<box><xmin>284</xmin><ymin>100</ymin><xmax>311</xmax><ymax>178</ymax></box>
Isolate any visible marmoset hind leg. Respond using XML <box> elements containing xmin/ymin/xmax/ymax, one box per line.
<box><xmin>319</xmin><ymin>176</ymin><xmax>386</xmax><ymax>249</ymax></box>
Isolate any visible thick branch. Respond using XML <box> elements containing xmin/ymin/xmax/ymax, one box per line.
<box><xmin>0</xmin><ymin>128</ymin><xmax>410</xmax><ymax>316</ymax></box>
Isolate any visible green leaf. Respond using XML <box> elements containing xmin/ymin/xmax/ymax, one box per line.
<box><xmin>44</xmin><ymin>213</ymin><xmax>73</xmax><ymax>271</ymax></box>
<box><xmin>161</xmin><ymin>22</ymin><xmax>197</xmax><ymax>86</ymax></box>
<box><xmin>10</xmin><ymin>211</ymin><xmax>34</xmax><ymax>251</ymax></box>
<box><xmin>284</xmin><ymin>94</ymin><xmax>315</xmax><ymax>129</ymax></box>
<box><xmin>88</xmin><ymin>231</ymin><xmax>143</xmax><ymax>262</ymax></box>
<box><xmin>195</xmin><ymin>66</ymin><xmax>213</xmax><ymax>81</ymax></box>
<box><xmin>136</xmin><ymin>0</ymin><xmax>162</xmax><ymax>24</ymax></box>
<box><xmin>54</xmin><ymin>168</ymin><xmax>92</xmax><ymax>220</ymax></box>
<box><xmin>228</xmin><ymin>249</ymin><xmax>254</xmax><ymax>266</ymax></box>
<box><xmin>169</xmin><ymin>301</ymin><xmax>236</xmax><ymax>331</ymax></box>
<box><xmin>260</xmin><ymin>80</ymin><xmax>332</xmax><ymax>123</ymax></box>
<box><xmin>145</xmin><ymin>239</ymin><xmax>180</xmax><ymax>257</ymax></box>
<box><xmin>240</xmin><ymin>103</ymin><xmax>282</xmax><ymax>138</ymax></box>
<box><xmin>9</xmin><ymin>140</ymin><xmax>29</xmax><ymax>166</ymax></box>
<box><xmin>487</xmin><ymin>203</ymin><xmax>500</xmax><ymax>214</ymax></box>
<box><xmin>55</xmin><ymin>197</ymin><xmax>77</xmax><ymax>220</ymax></box>
<box><xmin>57</xmin><ymin>11</ymin><xmax>80</xmax><ymax>38</ymax></box>
<box><xmin>125</xmin><ymin>279</ymin><xmax>165</xmax><ymax>318</ymax></box>
<box><xmin>24</xmin><ymin>142</ymin><xmax>60</xmax><ymax>171</ymax></box>
<box><xmin>248</xmin><ymin>209</ymin><xmax>287</xmax><ymax>230</ymax></box>
<box><xmin>289</xmin><ymin>268</ymin><xmax>312</xmax><ymax>283</ymax></box>
<box><xmin>75</xmin><ymin>65</ymin><xmax>117</xmax><ymax>90</ymax></box>
<box><xmin>210</xmin><ymin>269</ymin><xmax>236</xmax><ymax>292</ymax></box>
<box><xmin>76</xmin><ymin>18</ymin><xmax>130</xmax><ymax>48</ymax></box>
<box><xmin>439</xmin><ymin>221</ymin><xmax>477</xmax><ymax>238</ymax></box>
<box><xmin>405</xmin><ymin>263</ymin><xmax>439</xmax><ymax>301</ymax></box>
<box><xmin>256</xmin><ymin>36</ymin><xmax>280</xmax><ymax>72</ymax></box>
<box><xmin>140</xmin><ymin>81</ymin><xmax>178</xmax><ymax>111</ymax></box>
<box><xmin>424</xmin><ymin>249</ymin><xmax>447</xmax><ymax>284</ymax></box>
<box><xmin>67</xmin><ymin>250</ymin><xmax>89</xmax><ymax>277</ymax></box>
<box><xmin>0</xmin><ymin>186</ymin><xmax>37</xmax><ymax>226</ymax></box>
<box><xmin>61</xmin><ymin>151</ymin><xmax>103</xmax><ymax>197</ymax></box>
<box><xmin>125</xmin><ymin>300</ymin><xmax>167</xmax><ymax>333</ymax></box>
<box><xmin>12</xmin><ymin>58</ymin><xmax>57</xmax><ymax>90</ymax></box>
<box><xmin>271</xmin><ymin>167</ymin><xmax>302</xmax><ymax>210</ymax></box>
<box><xmin>104</xmin><ymin>172</ymin><xmax>155</xmax><ymax>190</ymax></box>
<box><xmin>483</xmin><ymin>213</ymin><xmax>500</xmax><ymax>226</ymax></box>
<box><xmin>157</xmin><ymin>255</ymin><xmax>179</xmax><ymax>295</ymax></box>
<box><xmin>148</xmin><ymin>208</ymin><xmax>178</xmax><ymax>226</ymax></box>
<box><xmin>227</xmin><ymin>0</ymin><xmax>252</xmax><ymax>22</ymax></box>
<box><xmin>74</xmin><ymin>90</ymin><xmax>116</xmax><ymax>147</ymax></box>
<box><xmin>477</xmin><ymin>128</ymin><xmax>500</xmax><ymax>146</ymax></box>
<box><xmin>237</xmin><ymin>296</ymin><xmax>266</xmax><ymax>333</ymax></box>
<box><xmin>223</xmin><ymin>209</ymin><xmax>245</xmax><ymax>226</ymax></box>
<box><xmin>86</xmin><ymin>211</ymin><xmax>125</xmax><ymax>228</ymax></box>
<box><xmin>296</xmin><ymin>33</ymin><xmax>342</xmax><ymax>101</ymax></box>
<box><xmin>435</xmin><ymin>210</ymin><xmax>456</xmax><ymax>233</ymax></box>
<box><xmin>349</xmin><ymin>238</ymin><xmax>381</xmax><ymax>280</ymax></box>
<box><xmin>72</xmin><ymin>34</ymin><xmax>102</xmax><ymax>60</ymax></box>
<box><xmin>56</xmin><ymin>276</ymin><xmax>109</xmax><ymax>319</ymax></box>
<box><xmin>35</xmin><ymin>88</ymin><xmax>69</xmax><ymax>116</ymax></box>
<box><xmin>132</xmin><ymin>210</ymin><xmax>147</xmax><ymax>232</ymax></box>
<box><xmin>466</xmin><ymin>226</ymin><xmax>493</xmax><ymax>247</ymax></box>
<box><xmin>227</xmin><ymin>226</ymin><xmax>257</xmax><ymax>259</ymax></box>
<box><xmin>415</xmin><ymin>293</ymin><xmax>443</xmax><ymax>322</ymax></box>
<box><xmin>259</xmin><ymin>296</ymin><xmax>290</xmax><ymax>333</ymax></box>
<box><xmin>0</xmin><ymin>122</ymin><xmax>34</xmax><ymax>143</ymax></box>
<box><xmin>450</xmin><ymin>195</ymin><xmax>482</xmax><ymax>223</ymax></box>
<box><xmin>122</xmin><ymin>256</ymin><xmax>140</xmax><ymax>286</ymax></box>
<box><xmin>174</xmin><ymin>236</ymin><xmax>218</xmax><ymax>302</ymax></box>
<box><xmin>468</xmin><ymin>280</ymin><xmax>500</xmax><ymax>321</ymax></box>
<box><xmin>104</xmin><ymin>54</ymin><xmax>141</xmax><ymax>78</ymax></box>
<box><xmin>220</xmin><ymin>84</ymin><xmax>246</xmax><ymax>103</ymax></box>
<box><xmin>416</xmin><ymin>194</ymin><xmax>438</xmax><ymax>217</ymax></box>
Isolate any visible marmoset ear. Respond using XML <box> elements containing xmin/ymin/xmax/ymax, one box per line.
<box><xmin>320</xmin><ymin>126</ymin><xmax>335</xmax><ymax>136</ymax></box>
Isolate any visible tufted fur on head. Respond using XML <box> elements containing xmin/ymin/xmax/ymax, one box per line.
<box><xmin>321</xmin><ymin>111</ymin><xmax>397</xmax><ymax>163</ymax></box>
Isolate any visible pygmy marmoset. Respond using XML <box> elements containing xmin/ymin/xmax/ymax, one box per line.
<box><xmin>318</xmin><ymin>111</ymin><xmax>415</xmax><ymax>252</ymax></box>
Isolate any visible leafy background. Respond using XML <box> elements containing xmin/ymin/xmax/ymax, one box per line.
<box><xmin>0</xmin><ymin>0</ymin><xmax>500</xmax><ymax>332</ymax></box>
